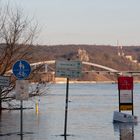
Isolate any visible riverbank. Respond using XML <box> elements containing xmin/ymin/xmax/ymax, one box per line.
<box><xmin>54</xmin><ymin>80</ymin><xmax>116</xmax><ymax>84</ymax></box>
<box><xmin>54</xmin><ymin>80</ymin><xmax>140</xmax><ymax>84</ymax></box>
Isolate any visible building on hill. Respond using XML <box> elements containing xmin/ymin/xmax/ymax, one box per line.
<box><xmin>117</xmin><ymin>41</ymin><xmax>124</xmax><ymax>56</ymax></box>
<box><xmin>78</xmin><ymin>48</ymin><xmax>89</xmax><ymax>61</ymax></box>
<box><xmin>125</xmin><ymin>55</ymin><xmax>133</xmax><ymax>61</ymax></box>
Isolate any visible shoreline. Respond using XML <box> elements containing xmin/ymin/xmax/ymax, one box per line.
<box><xmin>53</xmin><ymin>80</ymin><xmax>140</xmax><ymax>84</ymax></box>
<box><xmin>54</xmin><ymin>80</ymin><xmax>116</xmax><ymax>84</ymax></box>
<box><xmin>31</xmin><ymin>80</ymin><xmax>140</xmax><ymax>84</ymax></box>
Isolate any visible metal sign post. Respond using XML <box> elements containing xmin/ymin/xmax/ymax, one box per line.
<box><xmin>64</xmin><ymin>78</ymin><xmax>69</xmax><ymax>136</ymax></box>
<box><xmin>118</xmin><ymin>76</ymin><xmax>133</xmax><ymax>115</ymax></box>
<box><xmin>113</xmin><ymin>76</ymin><xmax>137</xmax><ymax>123</ymax></box>
<box><xmin>15</xmin><ymin>80</ymin><xmax>29</xmax><ymax>137</ymax></box>
<box><xmin>55</xmin><ymin>60</ymin><xmax>82</xmax><ymax>136</ymax></box>
<box><xmin>20</xmin><ymin>100</ymin><xmax>23</xmax><ymax>138</ymax></box>
<box><xmin>12</xmin><ymin>60</ymin><xmax>31</xmax><ymax>136</ymax></box>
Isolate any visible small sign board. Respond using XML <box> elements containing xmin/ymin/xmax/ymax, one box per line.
<box><xmin>15</xmin><ymin>80</ymin><xmax>29</xmax><ymax>100</ymax></box>
<box><xmin>56</xmin><ymin>69</ymin><xmax>81</xmax><ymax>78</ymax></box>
<box><xmin>120</xmin><ymin>104</ymin><xmax>133</xmax><ymax>111</ymax></box>
<box><xmin>118</xmin><ymin>77</ymin><xmax>133</xmax><ymax>90</ymax></box>
<box><xmin>12</xmin><ymin>60</ymin><xmax>31</xmax><ymax>80</ymax></box>
<box><xmin>56</xmin><ymin>60</ymin><xmax>82</xmax><ymax>70</ymax></box>
<box><xmin>120</xmin><ymin>90</ymin><xmax>132</xmax><ymax>103</ymax></box>
<box><xmin>0</xmin><ymin>76</ymin><xmax>10</xmax><ymax>87</ymax></box>
<box><xmin>55</xmin><ymin>60</ymin><xmax>82</xmax><ymax>78</ymax></box>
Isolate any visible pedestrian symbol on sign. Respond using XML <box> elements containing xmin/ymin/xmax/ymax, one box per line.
<box><xmin>12</xmin><ymin>60</ymin><xmax>31</xmax><ymax>80</ymax></box>
<box><xmin>18</xmin><ymin>61</ymin><xmax>26</xmax><ymax>78</ymax></box>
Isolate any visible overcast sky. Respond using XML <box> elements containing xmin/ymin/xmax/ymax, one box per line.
<box><xmin>2</xmin><ymin>0</ymin><xmax>140</xmax><ymax>46</ymax></box>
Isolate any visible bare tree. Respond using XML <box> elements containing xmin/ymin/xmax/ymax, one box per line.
<box><xmin>0</xmin><ymin>4</ymin><xmax>47</xmax><ymax>112</ymax></box>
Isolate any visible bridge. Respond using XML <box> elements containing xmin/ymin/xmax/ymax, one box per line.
<box><xmin>6</xmin><ymin>60</ymin><xmax>140</xmax><ymax>76</ymax></box>
<box><xmin>30</xmin><ymin>60</ymin><xmax>140</xmax><ymax>77</ymax></box>
<box><xmin>30</xmin><ymin>60</ymin><xmax>118</xmax><ymax>72</ymax></box>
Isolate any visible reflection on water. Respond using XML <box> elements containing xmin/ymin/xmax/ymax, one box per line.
<box><xmin>0</xmin><ymin>83</ymin><xmax>140</xmax><ymax>140</ymax></box>
<box><xmin>113</xmin><ymin>122</ymin><xmax>136</xmax><ymax>140</ymax></box>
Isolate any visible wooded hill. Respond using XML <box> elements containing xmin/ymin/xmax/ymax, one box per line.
<box><xmin>30</xmin><ymin>44</ymin><xmax>140</xmax><ymax>71</ymax></box>
<box><xmin>28</xmin><ymin>44</ymin><xmax>140</xmax><ymax>82</ymax></box>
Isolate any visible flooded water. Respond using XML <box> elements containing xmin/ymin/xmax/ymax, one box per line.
<box><xmin>1</xmin><ymin>83</ymin><xmax>140</xmax><ymax>140</ymax></box>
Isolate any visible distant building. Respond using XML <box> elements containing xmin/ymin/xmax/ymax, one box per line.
<box><xmin>125</xmin><ymin>55</ymin><xmax>138</xmax><ymax>64</ymax></box>
<box><xmin>117</xmin><ymin>41</ymin><xmax>125</xmax><ymax>56</ymax></box>
<box><xmin>117</xmin><ymin>41</ymin><xmax>138</xmax><ymax>64</ymax></box>
<box><xmin>125</xmin><ymin>55</ymin><xmax>133</xmax><ymax>61</ymax></box>
<box><xmin>78</xmin><ymin>48</ymin><xmax>89</xmax><ymax>61</ymax></box>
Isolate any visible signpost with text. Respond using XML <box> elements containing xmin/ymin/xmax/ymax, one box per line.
<box><xmin>12</xmin><ymin>60</ymin><xmax>31</xmax><ymax>138</ymax></box>
<box><xmin>55</xmin><ymin>60</ymin><xmax>82</xmax><ymax>137</ymax></box>
<box><xmin>55</xmin><ymin>60</ymin><xmax>82</xmax><ymax>78</ymax></box>
<box><xmin>118</xmin><ymin>76</ymin><xmax>134</xmax><ymax>115</ymax></box>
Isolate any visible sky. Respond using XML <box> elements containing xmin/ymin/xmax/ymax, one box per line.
<box><xmin>1</xmin><ymin>0</ymin><xmax>140</xmax><ymax>46</ymax></box>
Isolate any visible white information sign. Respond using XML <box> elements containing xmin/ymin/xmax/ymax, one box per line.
<box><xmin>56</xmin><ymin>69</ymin><xmax>81</xmax><ymax>78</ymax></box>
<box><xmin>56</xmin><ymin>60</ymin><xmax>82</xmax><ymax>69</ymax></box>
<box><xmin>16</xmin><ymin>80</ymin><xmax>29</xmax><ymax>100</ymax></box>
<box><xmin>120</xmin><ymin>90</ymin><xmax>132</xmax><ymax>103</ymax></box>
<box><xmin>55</xmin><ymin>60</ymin><xmax>82</xmax><ymax>78</ymax></box>
<box><xmin>0</xmin><ymin>76</ymin><xmax>10</xmax><ymax>87</ymax></box>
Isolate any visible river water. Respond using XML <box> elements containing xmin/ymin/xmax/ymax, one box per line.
<box><xmin>1</xmin><ymin>83</ymin><xmax>140</xmax><ymax>140</ymax></box>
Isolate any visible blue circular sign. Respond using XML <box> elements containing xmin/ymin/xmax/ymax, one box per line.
<box><xmin>12</xmin><ymin>60</ymin><xmax>31</xmax><ymax>80</ymax></box>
